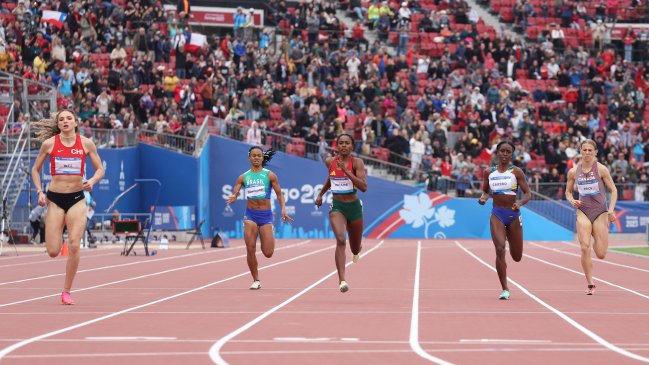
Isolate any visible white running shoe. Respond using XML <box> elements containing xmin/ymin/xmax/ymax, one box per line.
<box><xmin>339</xmin><ymin>281</ymin><xmax>349</xmax><ymax>293</ymax></box>
<box><xmin>352</xmin><ymin>254</ymin><xmax>360</xmax><ymax>263</ymax></box>
<box><xmin>249</xmin><ymin>280</ymin><xmax>261</xmax><ymax>290</ymax></box>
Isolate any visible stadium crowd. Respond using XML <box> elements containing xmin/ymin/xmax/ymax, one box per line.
<box><xmin>0</xmin><ymin>0</ymin><xmax>647</xmax><ymax>200</ymax></box>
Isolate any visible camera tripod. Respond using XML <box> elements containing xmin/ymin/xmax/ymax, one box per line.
<box><xmin>0</xmin><ymin>198</ymin><xmax>19</xmax><ymax>256</ymax></box>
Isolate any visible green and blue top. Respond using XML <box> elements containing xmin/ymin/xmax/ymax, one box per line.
<box><xmin>243</xmin><ymin>168</ymin><xmax>272</xmax><ymax>200</ymax></box>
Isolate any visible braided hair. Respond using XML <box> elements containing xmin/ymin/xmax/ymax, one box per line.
<box><xmin>249</xmin><ymin>146</ymin><xmax>276</xmax><ymax>167</ymax></box>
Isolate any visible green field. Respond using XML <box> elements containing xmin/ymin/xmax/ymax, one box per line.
<box><xmin>611</xmin><ymin>247</ymin><xmax>649</xmax><ymax>257</ymax></box>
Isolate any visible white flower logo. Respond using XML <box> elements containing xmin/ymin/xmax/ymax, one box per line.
<box><xmin>399</xmin><ymin>193</ymin><xmax>456</xmax><ymax>238</ymax></box>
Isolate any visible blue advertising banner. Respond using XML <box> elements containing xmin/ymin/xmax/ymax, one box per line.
<box><xmin>153</xmin><ymin>206</ymin><xmax>196</xmax><ymax>230</ymax></box>
<box><xmin>207</xmin><ymin>136</ymin><xmax>573</xmax><ymax>240</ymax></box>
<box><xmin>208</xmin><ymin>136</ymin><xmax>420</xmax><ymax>239</ymax></box>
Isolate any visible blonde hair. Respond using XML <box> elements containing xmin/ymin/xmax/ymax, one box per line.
<box><xmin>32</xmin><ymin>109</ymin><xmax>79</xmax><ymax>142</ymax></box>
<box><xmin>580</xmin><ymin>139</ymin><xmax>597</xmax><ymax>150</ymax></box>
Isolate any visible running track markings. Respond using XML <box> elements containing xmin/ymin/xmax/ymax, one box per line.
<box><xmin>529</xmin><ymin>241</ymin><xmax>649</xmax><ymax>274</ymax></box>
<box><xmin>0</xmin><ymin>240</ymin><xmax>309</xmax><ymax>307</ymax></box>
<box><xmin>0</xmin><ymin>240</ymin><xmax>330</xmax><ymax>360</ymax></box>
<box><xmin>0</xmin><ymin>246</ymin><xmax>245</xmax><ymax>286</ymax></box>
<box><xmin>454</xmin><ymin>240</ymin><xmax>649</xmax><ymax>363</ymax></box>
<box><xmin>0</xmin><ymin>251</ymin><xmax>117</xmax><ymax>269</ymax></box>
<box><xmin>523</xmin><ymin>242</ymin><xmax>649</xmax><ymax>301</ymax></box>
<box><xmin>410</xmin><ymin>241</ymin><xmax>454</xmax><ymax>365</ymax></box>
<box><xmin>208</xmin><ymin>240</ymin><xmax>385</xmax><ymax>365</ymax></box>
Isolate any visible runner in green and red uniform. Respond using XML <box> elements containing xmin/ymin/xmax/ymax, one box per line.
<box><xmin>315</xmin><ymin>134</ymin><xmax>368</xmax><ymax>293</ymax></box>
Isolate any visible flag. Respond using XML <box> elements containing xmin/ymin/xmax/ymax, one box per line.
<box><xmin>40</xmin><ymin>10</ymin><xmax>67</xmax><ymax>28</ymax></box>
<box><xmin>184</xmin><ymin>32</ymin><xmax>207</xmax><ymax>54</ymax></box>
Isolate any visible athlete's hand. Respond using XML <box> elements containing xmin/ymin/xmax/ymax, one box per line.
<box><xmin>607</xmin><ymin>211</ymin><xmax>616</xmax><ymax>223</ymax></box>
<box><xmin>315</xmin><ymin>195</ymin><xmax>323</xmax><ymax>208</ymax></box>
<box><xmin>478</xmin><ymin>196</ymin><xmax>487</xmax><ymax>205</ymax></box>
<box><xmin>37</xmin><ymin>191</ymin><xmax>46</xmax><ymax>207</ymax></box>
<box><xmin>225</xmin><ymin>195</ymin><xmax>237</xmax><ymax>204</ymax></box>
<box><xmin>512</xmin><ymin>201</ymin><xmax>521</xmax><ymax>211</ymax></box>
<box><xmin>570</xmin><ymin>199</ymin><xmax>582</xmax><ymax>208</ymax></box>
<box><xmin>281</xmin><ymin>208</ymin><xmax>294</xmax><ymax>223</ymax></box>
<box><xmin>82</xmin><ymin>179</ymin><xmax>94</xmax><ymax>192</ymax></box>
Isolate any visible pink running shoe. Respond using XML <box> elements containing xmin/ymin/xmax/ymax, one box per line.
<box><xmin>61</xmin><ymin>292</ymin><xmax>75</xmax><ymax>305</ymax></box>
<box><xmin>585</xmin><ymin>285</ymin><xmax>596</xmax><ymax>295</ymax></box>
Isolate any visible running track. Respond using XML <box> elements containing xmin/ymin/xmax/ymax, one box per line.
<box><xmin>0</xmin><ymin>239</ymin><xmax>648</xmax><ymax>364</ymax></box>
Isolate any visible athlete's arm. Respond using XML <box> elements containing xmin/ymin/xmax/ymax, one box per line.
<box><xmin>345</xmin><ymin>157</ymin><xmax>367</xmax><ymax>192</ymax></box>
<box><xmin>269</xmin><ymin>171</ymin><xmax>293</xmax><ymax>222</ymax></box>
<box><xmin>31</xmin><ymin>138</ymin><xmax>53</xmax><ymax>207</ymax></box>
<box><xmin>598</xmin><ymin>163</ymin><xmax>618</xmax><ymax>222</ymax></box>
<box><xmin>226</xmin><ymin>175</ymin><xmax>244</xmax><ymax>204</ymax></box>
<box><xmin>83</xmin><ymin>137</ymin><xmax>105</xmax><ymax>192</ymax></box>
<box><xmin>478</xmin><ymin>167</ymin><xmax>490</xmax><ymax>205</ymax></box>
<box><xmin>512</xmin><ymin>167</ymin><xmax>531</xmax><ymax>211</ymax></box>
<box><xmin>565</xmin><ymin>167</ymin><xmax>581</xmax><ymax>208</ymax></box>
<box><xmin>315</xmin><ymin>157</ymin><xmax>333</xmax><ymax>207</ymax></box>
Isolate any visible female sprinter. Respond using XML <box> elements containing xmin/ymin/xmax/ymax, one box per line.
<box><xmin>478</xmin><ymin>141</ymin><xmax>531</xmax><ymax>300</ymax></box>
<box><xmin>226</xmin><ymin>147</ymin><xmax>293</xmax><ymax>290</ymax></box>
<box><xmin>565</xmin><ymin>139</ymin><xmax>617</xmax><ymax>295</ymax></box>
<box><xmin>31</xmin><ymin>110</ymin><xmax>105</xmax><ymax>305</ymax></box>
<box><xmin>315</xmin><ymin>134</ymin><xmax>368</xmax><ymax>293</ymax></box>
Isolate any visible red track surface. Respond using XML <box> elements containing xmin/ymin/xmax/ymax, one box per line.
<box><xmin>0</xmin><ymin>239</ymin><xmax>648</xmax><ymax>365</ymax></box>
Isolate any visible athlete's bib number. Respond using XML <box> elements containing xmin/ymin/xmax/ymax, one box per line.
<box><xmin>246</xmin><ymin>185</ymin><xmax>266</xmax><ymax>198</ymax></box>
<box><xmin>54</xmin><ymin>157</ymin><xmax>82</xmax><ymax>175</ymax></box>
<box><xmin>577</xmin><ymin>180</ymin><xmax>600</xmax><ymax>196</ymax></box>
<box><xmin>331</xmin><ymin>177</ymin><xmax>354</xmax><ymax>194</ymax></box>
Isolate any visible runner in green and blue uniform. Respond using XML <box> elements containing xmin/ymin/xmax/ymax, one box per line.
<box><xmin>226</xmin><ymin>147</ymin><xmax>293</xmax><ymax>290</ymax></box>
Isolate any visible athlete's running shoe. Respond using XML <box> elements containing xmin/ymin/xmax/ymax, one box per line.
<box><xmin>339</xmin><ymin>281</ymin><xmax>349</xmax><ymax>293</ymax></box>
<box><xmin>61</xmin><ymin>291</ymin><xmax>75</xmax><ymax>305</ymax></box>
<box><xmin>499</xmin><ymin>289</ymin><xmax>510</xmax><ymax>300</ymax></box>
<box><xmin>352</xmin><ymin>254</ymin><xmax>360</xmax><ymax>263</ymax></box>
<box><xmin>586</xmin><ymin>284</ymin><xmax>596</xmax><ymax>295</ymax></box>
<box><xmin>249</xmin><ymin>280</ymin><xmax>261</xmax><ymax>290</ymax></box>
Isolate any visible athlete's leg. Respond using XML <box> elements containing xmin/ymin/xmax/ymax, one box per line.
<box><xmin>44</xmin><ymin>202</ymin><xmax>66</xmax><ymax>258</ymax></box>
<box><xmin>490</xmin><ymin>215</ymin><xmax>509</xmax><ymax>291</ymax></box>
<box><xmin>62</xmin><ymin>201</ymin><xmax>87</xmax><ymax>292</ymax></box>
<box><xmin>330</xmin><ymin>212</ymin><xmax>348</xmax><ymax>283</ymax></box>
<box><xmin>591</xmin><ymin>213</ymin><xmax>609</xmax><ymax>260</ymax></box>
<box><xmin>505</xmin><ymin>216</ymin><xmax>523</xmax><ymax>262</ymax></box>
<box><xmin>258</xmin><ymin>224</ymin><xmax>275</xmax><ymax>258</ymax></box>
<box><xmin>244</xmin><ymin>220</ymin><xmax>260</xmax><ymax>281</ymax></box>
<box><xmin>576</xmin><ymin>210</ymin><xmax>595</xmax><ymax>286</ymax></box>
<box><xmin>347</xmin><ymin>218</ymin><xmax>363</xmax><ymax>256</ymax></box>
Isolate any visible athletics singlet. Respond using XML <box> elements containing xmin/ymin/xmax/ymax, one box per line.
<box><xmin>329</xmin><ymin>157</ymin><xmax>356</xmax><ymax>195</ymax></box>
<box><xmin>488</xmin><ymin>165</ymin><xmax>518</xmax><ymax>195</ymax></box>
<box><xmin>50</xmin><ymin>134</ymin><xmax>86</xmax><ymax>176</ymax></box>
<box><xmin>575</xmin><ymin>163</ymin><xmax>608</xmax><ymax>222</ymax></box>
<box><xmin>243</xmin><ymin>168</ymin><xmax>272</xmax><ymax>200</ymax></box>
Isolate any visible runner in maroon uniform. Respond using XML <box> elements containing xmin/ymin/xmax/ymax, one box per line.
<box><xmin>565</xmin><ymin>139</ymin><xmax>618</xmax><ymax>295</ymax></box>
<box><xmin>31</xmin><ymin>110</ymin><xmax>104</xmax><ymax>305</ymax></box>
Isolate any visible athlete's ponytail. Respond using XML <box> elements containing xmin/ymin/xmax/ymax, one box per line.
<box><xmin>262</xmin><ymin>149</ymin><xmax>276</xmax><ymax>167</ymax></box>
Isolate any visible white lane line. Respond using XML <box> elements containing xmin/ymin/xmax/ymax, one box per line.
<box><xmin>208</xmin><ymin>240</ymin><xmax>385</xmax><ymax>365</ymax></box>
<box><xmin>0</xmin><ymin>240</ymin><xmax>326</xmax><ymax>360</ymax></box>
<box><xmin>0</xmin><ymin>248</ymin><xmax>240</xmax><ymax>286</ymax></box>
<box><xmin>459</xmin><ymin>339</ymin><xmax>552</xmax><ymax>344</ymax></box>
<box><xmin>523</xmin><ymin>249</ymin><xmax>649</xmax><ymax>301</ymax></box>
<box><xmin>410</xmin><ymin>241</ymin><xmax>455</xmax><ymax>365</ymax></box>
<box><xmin>0</xmin><ymin>251</ymin><xmax>117</xmax><ymax>269</ymax></box>
<box><xmin>455</xmin><ymin>240</ymin><xmax>649</xmax><ymax>363</ymax></box>
<box><xmin>86</xmin><ymin>336</ymin><xmax>177</xmax><ymax>341</ymax></box>
<box><xmin>0</xmin><ymin>241</ymin><xmax>307</xmax><ymax>307</ymax></box>
<box><xmin>529</xmin><ymin>241</ymin><xmax>649</xmax><ymax>274</ymax></box>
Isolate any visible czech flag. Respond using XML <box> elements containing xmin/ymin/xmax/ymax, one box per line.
<box><xmin>40</xmin><ymin>10</ymin><xmax>67</xmax><ymax>28</ymax></box>
<box><xmin>184</xmin><ymin>32</ymin><xmax>207</xmax><ymax>54</ymax></box>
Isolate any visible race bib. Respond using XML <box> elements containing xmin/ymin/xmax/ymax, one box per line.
<box><xmin>54</xmin><ymin>157</ymin><xmax>82</xmax><ymax>175</ymax></box>
<box><xmin>246</xmin><ymin>185</ymin><xmax>266</xmax><ymax>198</ymax></box>
<box><xmin>330</xmin><ymin>177</ymin><xmax>354</xmax><ymax>194</ymax></box>
<box><xmin>577</xmin><ymin>179</ymin><xmax>600</xmax><ymax>196</ymax></box>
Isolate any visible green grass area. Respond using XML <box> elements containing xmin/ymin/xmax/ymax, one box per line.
<box><xmin>611</xmin><ymin>247</ymin><xmax>649</xmax><ymax>257</ymax></box>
